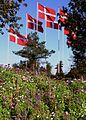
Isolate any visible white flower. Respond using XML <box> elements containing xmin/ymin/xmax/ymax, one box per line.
<box><xmin>37</xmin><ymin>115</ymin><xmax>39</xmax><ymax>118</ymax></box>
<box><xmin>65</xmin><ymin>111</ymin><xmax>69</xmax><ymax>115</ymax></box>
<box><xmin>10</xmin><ymin>87</ymin><xmax>13</xmax><ymax>89</ymax></box>
<box><xmin>19</xmin><ymin>96</ymin><xmax>22</xmax><ymax>98</ymax></box>
<box><xmin>46</xmin><ymin>116</ymin><xmax>48</xmax><ymax>119</ymax></box>
<box><xmin>51</xmin><ymin>112</ymin><xmax>55</xmax><ymax>117</ymax></box>
<box><xmin>81</xmin><ymin>114</ymin><xmax>84</xmax><ymax>117</ymax></box>
<box><xmin>2</xmin><ymin>88</ymin><xmax>5</xmax><ymax>90</ymax></box>
<box><xmin>17</xmin><ymin>99</ymin><xmax>20</xmax><ymax>102</ymax></box>
<box><xmin>53</xmin><ymin>86</ymin><xmax>56</xmax><ymax>89</ymax></box>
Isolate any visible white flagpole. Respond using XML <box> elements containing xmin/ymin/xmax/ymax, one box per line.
<box><xmin>58</xmin><ymin>8</ymin><xmax>60</xmax><ymax>74</ymax></box>
<box><xmin>44</xmin><ymin>6</ymin><xmax>47</xmax><ymax>46</ymax></box>
<box><xmin>62</xmin><ymin>27</ymin><xmax>65</xmax><ymax>72</ymax></box>
<box><xmin>26</xmin><ymin>13</ymin><xmax>28</xmax><ymax>38</ymax></box>
<box><xmin>25</xmin><ymin>13</ymin><xmax>28</xmax><ymax>69</ymax></box>
<box><xmin>35</xmin><ymin>2</ymin><xmax>39</xmax><ymax>75</ymax></box>
<box><xmin>7</xmin><ymin>27</ymin><xmax>10</xmax><ymax>65</ymax></box>
<box><xmin>37</xmin><ymin>2</ymin><xmax>38</xmax><ymax>32</ymax></box>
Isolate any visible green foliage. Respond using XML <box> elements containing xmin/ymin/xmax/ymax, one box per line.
<box><xmin>55</xmin><ymin>61</ymin><xmax>64</xmax><ymax>79</ymax></box>
<box><xmin>14</xmin><ymin>32</ymin><xmax>55</xmax><ymax>60</ymax></box>
<box><xmin>0</xmin><ymin>0</ymin><xmax>27</xmax><ymax>34</ymax></box>
<box><xmin>64</xmin><ymin>0</ymin><xmax>86</xmax><ymax>77</ymax></box>
<box><xmin>13</xmin><ymin>32</ymin><xmax>55</xmax><ymax>71</ymax></box>
<box><xmin>0</xmin><ymin>67</ymin><xmax>86</xmax><ymax>119</ymax></box>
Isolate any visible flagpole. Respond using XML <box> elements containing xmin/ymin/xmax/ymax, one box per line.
<box><xmin>7</xmin><ymin>27</ymin><xmax>10</xmax><ymax>65</ymax></box>
<box><xmin>44</xmin><ymin>6</ymin><xmax>47</xmax><ymax>46</ymax></box>
<box><xmin>35</xmin><ymin>2</ymin><xmax>39</xmax><ymax>75</ymax></box>
<box><xmin>37</xmin><ymin>2</ymin><xmax>38</xmax><ymax>32</ymax></box>
<box><xmin>25</xmin><ymin>13</ymin><xmax>28</xmax><ymax>69</ymax></box>
<box><xmin>62</xmin><ymin>27</ymin><xmax>65</xmax><ymax>72</ymax></box>
<box><xmin>26</xmin><ymin>13</ymin><xmax>28</xmax><ymax>38</ymax></box>
<box><xmin>58</xmin><ymin>8</ymin><xmax>60</xmax><ymax>74</ymax></box>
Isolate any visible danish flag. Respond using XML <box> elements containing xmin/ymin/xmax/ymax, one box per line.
<box><xmin>38</xmin><ymin>3</ymin><xmax>56</xmax><ymax>21</ymax></box>
<box><xmin>9</xmin><ymin>27</ymin><xmax>27</xmax><ymax>46</ymax></box>
<box><xmin>26</xmin><ymin>14</ymin><xmax>43</xmax><ymax>33</ymax></box>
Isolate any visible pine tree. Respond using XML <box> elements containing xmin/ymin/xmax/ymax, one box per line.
<box><xmin>13</xmin><ymin>32</ymin><xmax>55</xmax><ymax>72</ymax></box>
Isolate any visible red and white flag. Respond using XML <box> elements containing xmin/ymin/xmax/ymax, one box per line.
<box><xmin>9</xmin><ymin>27</ymin><xmax>27</xmax><ymax>46</ymax></box>
<box><xmin>26</xmin><ymin>14</ymin><xmax>43</xmax><ymax>33</ymax></box>
<box><xmin>59</xmin><ymin>9</ymin><xmax>68</xmax><ymax>25</ymax></box>
<box><xmin>46</xmin><ymin>21</ymin><xmax>61</xmax><ymax>30</ymax></box>
<box><xmin>38</xmin><ymin>3</ymin><xmax>56</xmax><ymax>21</ymax></box>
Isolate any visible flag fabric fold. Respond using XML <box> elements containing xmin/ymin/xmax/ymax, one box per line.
<box><xmin>38</xmin><ymin>3</ymin><xmax>56</xmax><ymax>21</ymax></box>
<box><xmin>26</xmin><ymin>14</ymin><xmax>43</xmax><ymax>33</ymax></box>
<box><xmin>9</xmin><ymin>27</ymin><xmax>27</xmax><ymax>46</ymax></box>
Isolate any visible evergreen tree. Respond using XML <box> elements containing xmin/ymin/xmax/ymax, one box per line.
<box><xmin>55</xmin><ymin>61</ymin><xmax>64</xmax><ymax>79</ymax></box>
<box><xmin>0</xmin><ymin>0</ymin><xmax>27</xmax><ymax>34</ymax></box>
<box><xmin>59</xmin><ymin>61</ymin><xmax>63</xmax><ymax>73</ymax></box>
<box><xmin>46</xmin><ymin>62</ymin><xmax>52</xmax><ymax>77</ymax></box>
<box><xmin>13</xmin><ymin>32</ymin><xmax>55</xmax><ymax>72</ymax></box>
<box><xmin>63</xmin><ymin>0</ymin><xmax>86</xmax><ymax>78</ymax></box>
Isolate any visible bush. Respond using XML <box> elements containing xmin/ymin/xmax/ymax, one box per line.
<box><xmin>0</xmin><ymin>67</ymin><xmax>86</xmax><ymax>119</ymax></box>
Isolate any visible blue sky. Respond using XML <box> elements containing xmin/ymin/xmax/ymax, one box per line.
<box><xmin>0</xmin><ymin>0</ymin><xmax>72</xmax><ymax>74</ymax></box>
